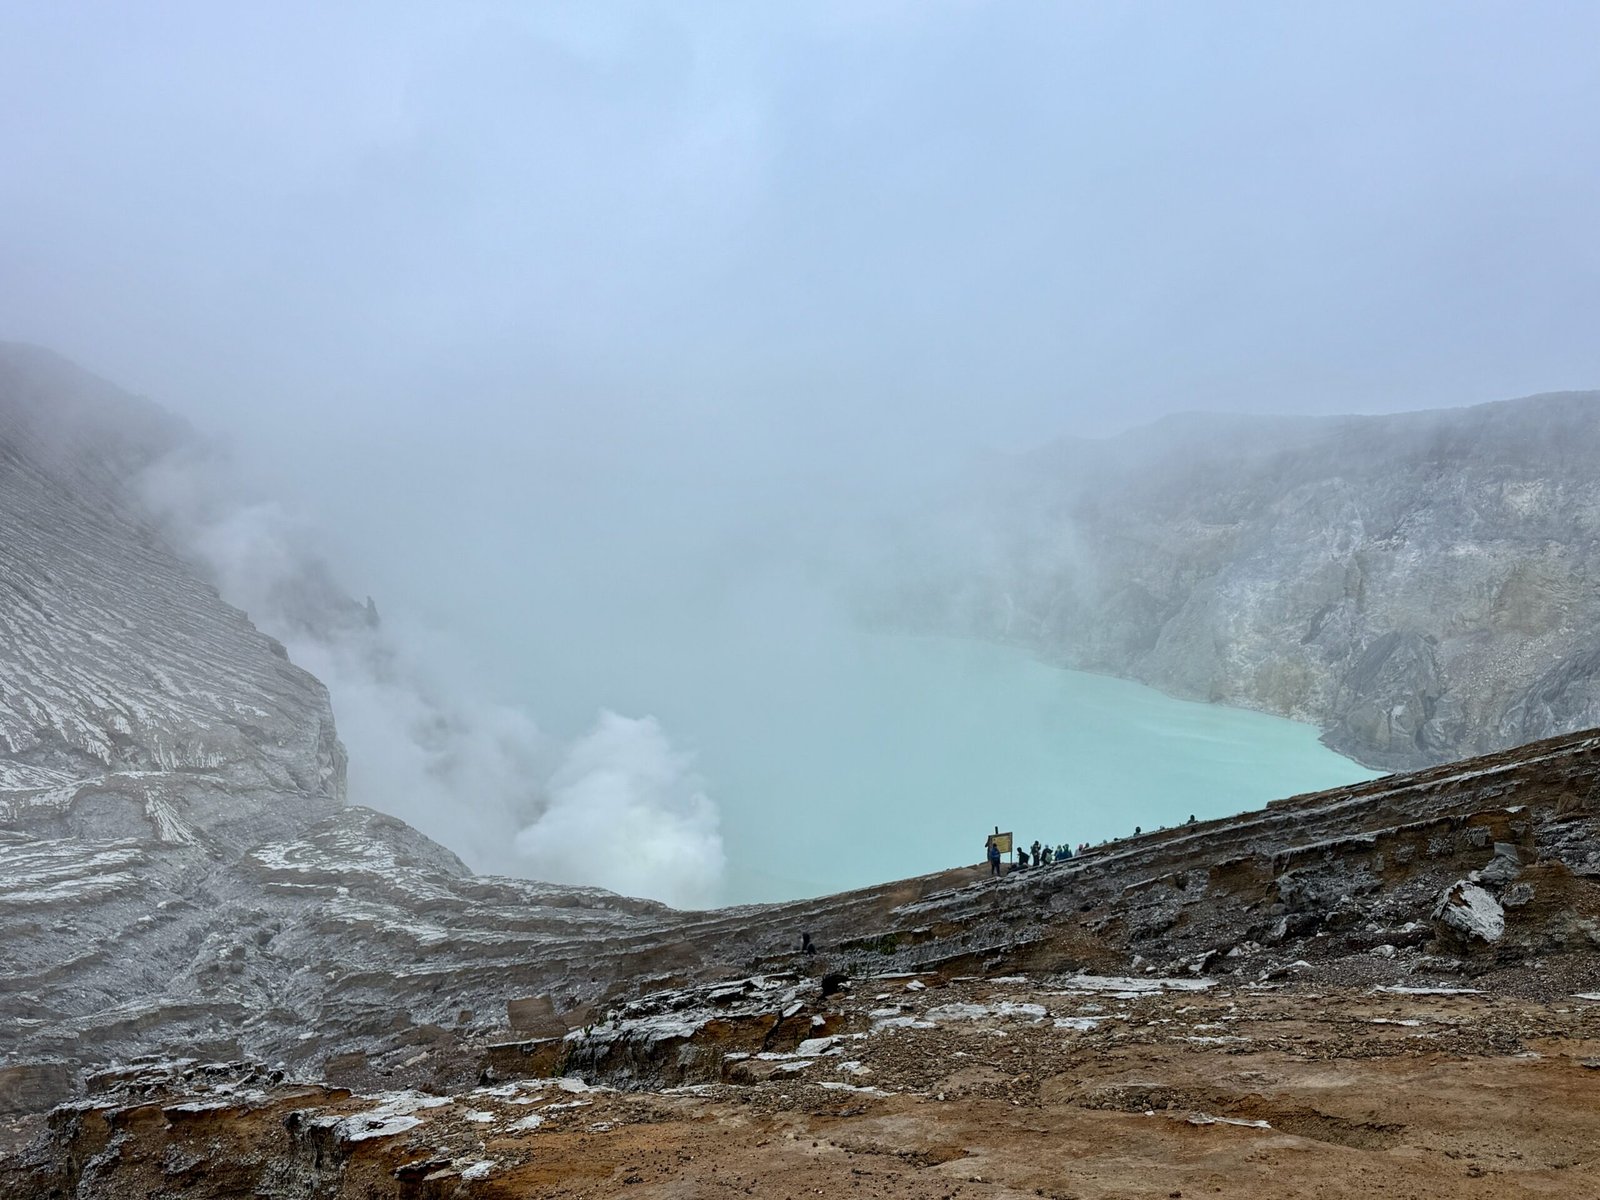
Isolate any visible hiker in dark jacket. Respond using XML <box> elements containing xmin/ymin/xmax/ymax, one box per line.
<box><xmin>987</xmin><ymin>839</ymin><xmax>1002</xmax><ymax>877</ymax></box>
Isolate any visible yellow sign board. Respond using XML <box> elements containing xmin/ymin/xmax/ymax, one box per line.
<box><xmin>987</xmin><ymin>832</ymin><xmax>1013</xmax><ymax>854</ymax></box>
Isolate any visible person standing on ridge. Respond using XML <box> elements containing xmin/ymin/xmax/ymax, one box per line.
<box><xmin>987</xmin><ymin>838</ymin><xmax>1002</xmax><ymax>878</ymax></box>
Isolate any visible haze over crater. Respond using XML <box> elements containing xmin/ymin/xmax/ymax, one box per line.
<box><xmin>2</xmin><ymin>3</ymin><xmax>1597</xmax><ymax>904</ymax></box>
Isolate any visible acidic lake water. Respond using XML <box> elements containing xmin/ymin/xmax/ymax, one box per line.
<box><xmin>517</xmin><ymin>612</ymin><xmax>1379</xmax><ymax>906</ymax></box>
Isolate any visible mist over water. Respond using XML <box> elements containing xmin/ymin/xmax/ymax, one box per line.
<box><xmin>133</xmin><ymin>389</ymin><xmax>1377</xmax><ymax>909</ymax></box>
<box><xmin>486</xmin><ymin>562</ymin><xmax>1378</xmax><ymax>904</ymax></box>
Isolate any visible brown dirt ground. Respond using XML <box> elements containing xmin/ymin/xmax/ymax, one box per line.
<box><xmin>459</xmin><ymin>984</ymin><xmax>1599</xmax><ymax>1199</ymax></box>
<box><xmin>42</xmin><ymin>976</ymin><xmax>1594</xmax><ymax>1199</ymax></box>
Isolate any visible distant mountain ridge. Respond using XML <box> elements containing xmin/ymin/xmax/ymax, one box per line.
<box><xmin>880</xmin><ymin>391</ymin><xmax>1600</xmax><ymax>770</ymax></box>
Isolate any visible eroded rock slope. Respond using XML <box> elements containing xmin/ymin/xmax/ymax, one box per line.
<box><xmin>6</xmin><ymin>731</ymin><xmax>1600</xmax><ymax>1196</ymax></box>
<box><xmin>0</xmin><ymin>346</ymin><xmax>683</xmax><ymax>1108</ymax></box>
<box><xmin>879</xmin><ymin>396</ymin><xmax>1600</xmax><ymax>769</ymax></box>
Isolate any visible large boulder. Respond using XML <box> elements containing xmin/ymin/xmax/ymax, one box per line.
<box><xmin>1432</xmin><ymin>881</ymin><xmax>1505</xmax><ymax>944</ymax></box>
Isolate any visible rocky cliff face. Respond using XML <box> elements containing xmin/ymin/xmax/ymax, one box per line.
<box><xmin>0</xmin><ymin>346</ymin><xmax>682</xmax><ymax>1108</ymax></box>
<box><xmin>0</xmin><ymin>345</ymin><xmax>346</xmax><ymax>845</ymax></box>
<box><xmin>881</xmin><ymin>395</ymin><xmax>1600</xmax><ymax>770</ymax></box>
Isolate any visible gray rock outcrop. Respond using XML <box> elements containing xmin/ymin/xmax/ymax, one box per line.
<box><xmin>878</xmin><ymin>395</ymin><xmax>1600</xmax><ymax>770</ymax></box>
<box><xmin>1433</xmin><ymin>881</ymin><xmax>1505</xmax><ymax>943</ymax></box>
<box><xmin>0</xmin><ymin>346</ymin><xmax>346</xmax><ymax>843</ymax></box>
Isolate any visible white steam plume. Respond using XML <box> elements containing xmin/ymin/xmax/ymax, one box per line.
<box><xmin>137</xmin><ymin>450</ymin><xmax>725</xmax><ymax>909</ymax></box>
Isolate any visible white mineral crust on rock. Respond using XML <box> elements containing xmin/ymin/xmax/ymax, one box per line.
<box><xmin>1433</xmin><ymin>881</ymin><xmax>1506</xmax><ymax>943</ymax></box>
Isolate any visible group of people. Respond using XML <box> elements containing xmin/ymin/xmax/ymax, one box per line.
<box><xmin>985</xmin><ymin>836</ymin><xmax>1082</xmax><ymax>876</ymax></box>
<box><xmin>985</xmin><ymin>815</ymin><xmax>1205</xmax><ymax>877</ymax></box>
<box><xmin>1023</xmin><ymin>839</ymin><xmax>1077</xmax><ymax>867</ymax></box>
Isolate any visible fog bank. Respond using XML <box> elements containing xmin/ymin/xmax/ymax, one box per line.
<box><xmin>139</xmin><ymin>449</ymin><xmax>727</xmax><ymax>908</ymax></box>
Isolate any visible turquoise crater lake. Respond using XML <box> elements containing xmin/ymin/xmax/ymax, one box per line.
<box><xmin>517</xmin><ymin>615</ymin><xmax>1381</xmax><ymax>906</ymax></box>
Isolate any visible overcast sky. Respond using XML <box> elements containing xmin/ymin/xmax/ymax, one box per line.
<box><xmin>6</xmin><ymin>1</ymin><xmax>1599</xmax><ymax>445</ymax></box>
<box><xmin>4</xmin><ymin>0</ymin><xmax>1600</xmax><ymax>619</ymax></box>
